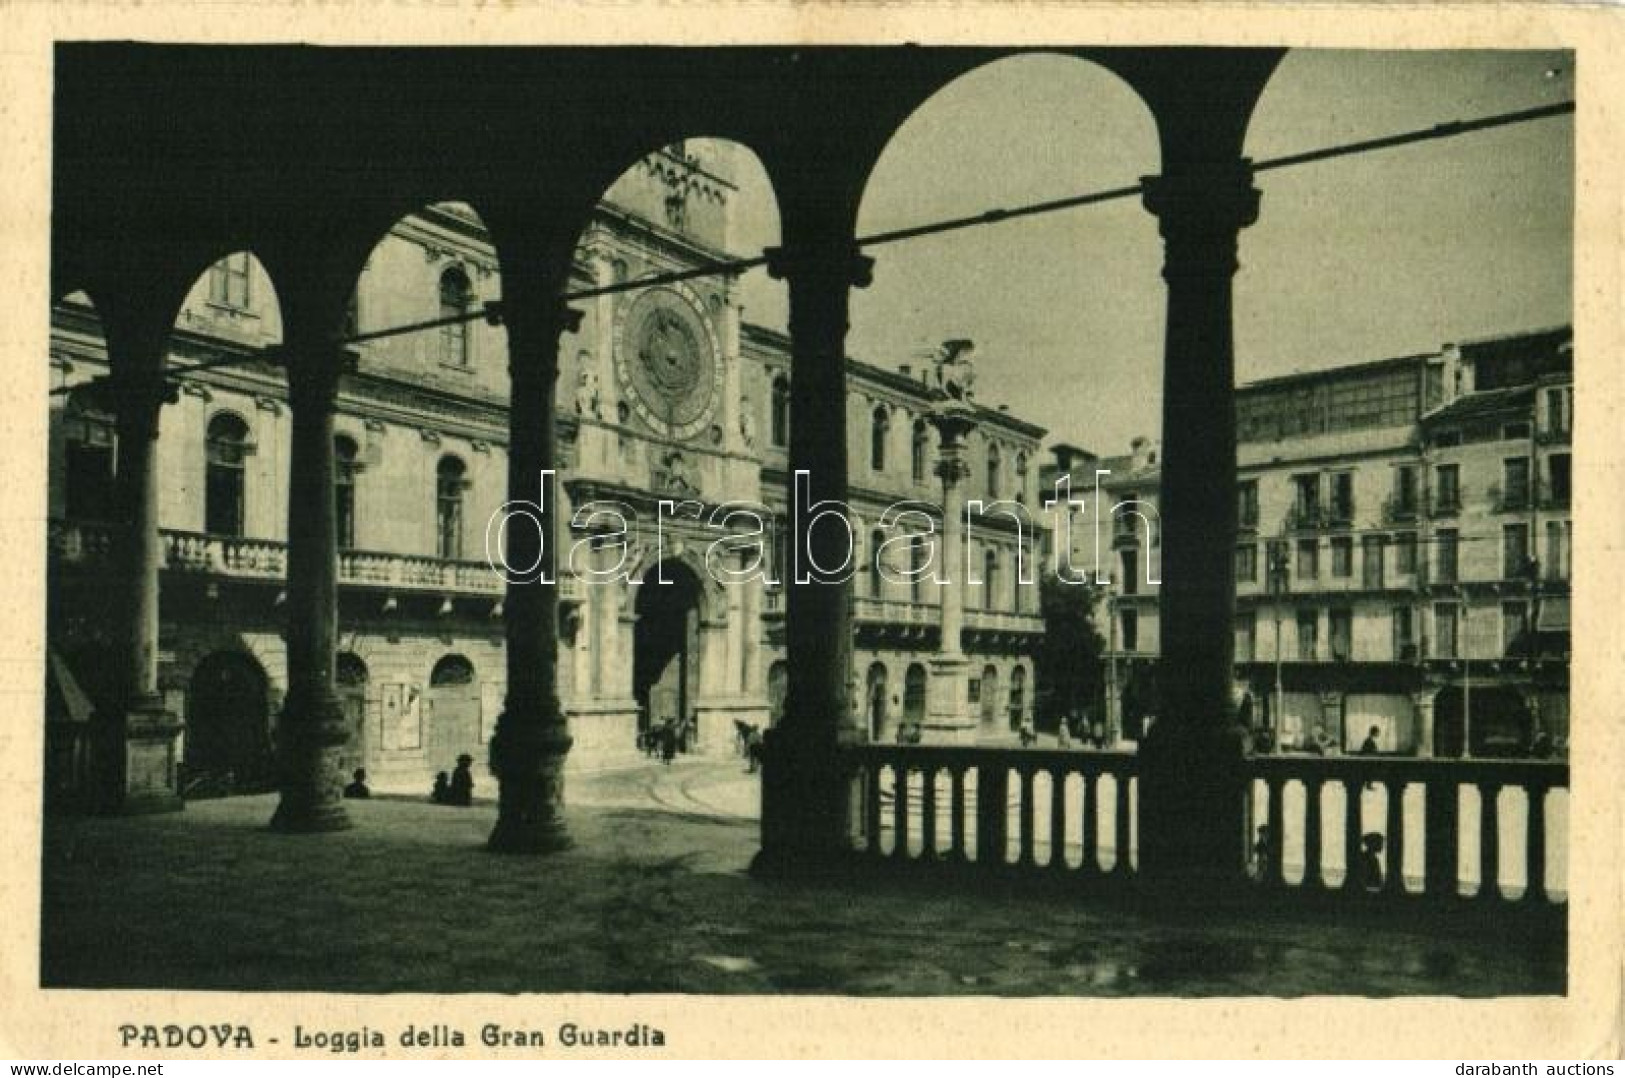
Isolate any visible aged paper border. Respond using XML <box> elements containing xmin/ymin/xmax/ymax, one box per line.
<box><xmin>0</xmin><ymin>0</ymin><xmax>1620</xmax><ymax>1061</ymax></box>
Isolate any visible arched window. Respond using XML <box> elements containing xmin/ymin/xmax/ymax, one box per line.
<box><xmin>430</xmin><ymin>653</ymin><xmax>475</xmax><ymax>686</ymax></box>
<box><xmin>1009</xmin><ymin>666</ymin><xmax>1027</xmax><ymax>729</ymax></box>
<box><xmin>869</xmin><ymin>527</ymin><xmax>886</xmax><ymax>598</ymax></box>
<box><xmin>986</xmin><ymin>441</ymin><xmax>1002</xmax><ymax>500</ymax></box>
<box><xmin>438</xmin><ymin>266</ymin><xmax>473</xmax><ymax>368</ymax></box>
<box><xmin>436</xmin><ymin>456</ymin><xmax>467</xmax><ymax>560</ymax></box>
<box><xmin>63</xmin><ymin>387</ymin><xmax>116</xmax><ymax>520</ymax></box>
<box><xmin>770</xmin><ymin>374</ymin><xmax>790</xmax><ymax>448</ymax></box>
<box><xmin>870</xmin><ymin>405</ymin><xmax>890</xmax><ymax>472</ymax></box>
<box><xmin>984</xmin><ymin>547</ymin><xmax>1000</xmax><ymax>611</ymax></box>
<box><xmin>912</xmin><ymin>418</ymin><xmax>931</xmax><ymax>483</ymax></box>
<box><xmin>1015</xmin><ymin>451</ymin><xmax>1029</xmax><ymax>505</ymax></box>
<box><xmin>208</xmin><ymin>252</ymin><xmax>252</xmax><ymax>310</ymax></box>
<box><xmin>909</xmin><ymin>528</ymin><xmax>928</xmax><ymax>604</ymax></box>
<box><xmin>334</xmin><ymin>435</ymin><xmax>359</xmax><ymax>549</ymax></box>
<box><xmin>205</xmin><ymin>413</ymin><xmax>250</xmax><ymax>537</ymax></box>
<box><xmin>903</xmin><ymin>663</ymin><xmax>927</xmax><ymax>725</ymax></box>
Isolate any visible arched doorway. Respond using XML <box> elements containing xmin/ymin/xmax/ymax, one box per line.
<box><xmin>865</xmin><ymin>662</ymin><xmax>890</xmax><ymax>742</ymax></box>
<box><xmin>1009</xmin><ymin>665</ymin><xmax>1028</xmax><ymax>731</ymax></box>
<box><xmin>336</xmin><ymin>652</ymin><xmax>369</xmax><ymax>775</ymax></box>
<box><xmin>634</xmin><ymin>561</ymin><xmax>703</xmax><ymax>745</ymax></box>
<box><xmin>979</xmin><ymin>663</ymin><xmax>1001</xmax><ymax>735</ymax></box>
<box><xmin>426</xmin><ymin>654</ymin><xmax>478</xmax><ymax>773</ymax></box>
<box><xmin>184</xmin><ymin>651</ymin><xmax>272</xmax><ymax>793</ymax></box>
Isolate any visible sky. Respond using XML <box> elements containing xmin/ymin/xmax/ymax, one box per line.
<box><xmin>718</xmin><ymin>49</ymin><xmax>1574</xmax><ymax>458</ymax></box>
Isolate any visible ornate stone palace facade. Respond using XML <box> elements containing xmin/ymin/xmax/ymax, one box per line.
<box><xmin>1043</xmin><ymin>326</ymin><xmax>1572</xmax><ymax>758</ymax></box>
<box><xmin>46</xmin><ymin>142</ymin><xmax>1045</xmax><ymax>797</ymax></box>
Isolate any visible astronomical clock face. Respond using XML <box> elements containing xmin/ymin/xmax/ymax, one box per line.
<box><xmin>614</xmin><ymin>284</ymin><xmax>723</xmax><ymax>442</ymax></box>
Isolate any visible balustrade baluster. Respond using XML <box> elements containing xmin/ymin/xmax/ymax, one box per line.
<box><xmin>1384</xmin><ymin>779</ymin><xmax>1406</xmax><ymax>896</ymax></box>
<box><xmin>1081</xmin><ymin>771</ymin><xmax>1099</xmax><ymax>876</ymax></box>
<box><xmin>1478</xmin><ymin>781</ymin><xmax>1502</xmax><ymax>903</ymax></box>
<box><xmin>949</xmin><ymin>767</ymin><xmax>967</xmax><ymax>861</ymax></box>
<box><xmin>1524</xmin><ymin>782</ymin><xmax>1548</xmax><ymax>904</ymax></box>
<box><xmin>1303</xmin><ymin>776</ymin><xmax>1323</xmax><ymax>890</ymax></box>
<box><xmin>1018</xmin><ymin>766</ymin><xmax>1036</xmax><ymax>867</ymax></box>
<box><xmin>1342</xmin><ymin>779</ymin><xmax>1364</xmax><ymax>893</ymax></box>
<box><xmin>892</xmin><ymin>763</ymin><xmax>909</xmax><ymax>860</ymax></box>
<box><xmin>1265</xmin><ymin>776</ymin><xmax>1286</xmax><ymax>888</ymax></box>
<box><xmin>864</xmin><ymin>763</ymin><xmax>882</xmax><ymax>857</ymax></box>
<box><xmin>1424</xmin><ymin>776</ymin><xmax>1460</xmax><ymax>902</ymax></box>
<box><xmin>920</xmin><ymin>763</ymin><xmax>938</xmax><ymax>859</ymax></box>
<box><xmin>1113</xmin><ymin>771</ymin><xmax>1133</xmax><ymax>878</ymax></box>
<box><xmin>1049</xmin><ymin>767</ymin><xmax>1069</xmax><ymax>872</ymax></box>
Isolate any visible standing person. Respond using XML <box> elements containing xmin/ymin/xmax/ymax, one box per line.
<box><xmin>430</xmin><ymin>771</ymin><xmax>451</xmax><ymax>805</ymax></box>
<box><xmin>448</xmin><ymin>754</ymin><xmax>474</xmax><ymax>806</ymax></box>
<box><xmin>659</xmin><ymin>720</ymin><xmax>678</xmax><ymax>765</ymax></box>
<box><xmin>1018</xmin><ymin>716</ymin><xmax>1037</xmax><ymax>748</ymax></box>
<box><xmin>343</xmin><ymin>768</ymin><xmax>371</xmax><ymax>799</ymax></box>
<box><xmin>1057</xmin><ymin>720</ymin><xmax>1072</xmax><ymax>750</ymax></box>
<box><xmin>1251</xmin><ymin>824</ymin><xmax>1271</xmax><ymax>882</ymax></box>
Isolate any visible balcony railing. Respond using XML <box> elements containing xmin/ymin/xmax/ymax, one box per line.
<box><xmin>835</xmin><ymin>745</ymin><xmax>1567</xmax><ymax>913</ymax></box>
<box><xmin>841</xmin><ymin>745</ymin><xmax>1139</xmax><ymax>878</ymax></box>
<box><xmin>1382</xmin><ymin>495</ymin><xmax>1420</xmax><ymax>524</ymax></box>
<box><xmin>1247</xmin><ymin>755</ymin><xmax>1568</xmax><ymax>907</ymax></box>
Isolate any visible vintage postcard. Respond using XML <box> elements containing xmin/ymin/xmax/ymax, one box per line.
<box><xmin>0</xmin><ymin>0</ymin><xmax>1620</xmax><ymax>1061</ymax></box>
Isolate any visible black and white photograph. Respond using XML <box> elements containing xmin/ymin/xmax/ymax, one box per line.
<box><xmin>5</xmin><ymin>1</ymin><xmax>1622</xmax><ymax>1061</ymax></box>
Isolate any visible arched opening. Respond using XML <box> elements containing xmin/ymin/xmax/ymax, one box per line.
<box><xmin>1009</xmin><ymin>665</ymin><xmax>1028</xmax><ymax>732</ymax></box>
<box><xmin>204</xmin><ymin>412</ymin><xmax>252</xmax><ymax>537</ymax></box>
<box><xmin>435</xmin><ymin>455</ymin><xmax>466</xmax><ymax>560</ymax></box>
<box><xmin>183</xmin><ymin>650</ymin><xmax>272</xmax><ymax>795</ymax></box>
<box><xmin>870</xmin><ymin>405</ymin><xmax>890</xmax><ymax>472</ymax></box>
<box><xmin>770</xmin><ymin>375</ymin><xmax>790</xmax><ymax>447</ymax></box>
<box><xmin>438</xmin><ymin>265</ymin><xmax>474</xmax><ymax>369</ymax></box>
<box><xmin>634</xmin><ymin>561</ymin><xmax>704</xmax><ymax>746</ymax></box>
<box><xmin>334</xmin><ymin>435</ymin><xmax>359</xmax><ymax>549</ymax></box>
<box><xmin>865</xmin><ymin>662</ymin><xmax>890</xmax><ymax>743</ymax></box>
<box><xmin>979</xmin><ymin>663</ymin><xmax>1001</xmax><ymax>736</ymax></box>
<box><xmin>868</xmin><ymin>526</ymin><xmax>886</xmax><ymax>598</ymax></box>
<box><xmin>903</xmin><ymin>663</ymin><xmax>928</xmax><ymax>735</ymax></box>
<box><xmin>911</xmin><ymin>417</ymin><xmax>930</xmax><ymax>484</ymax></box>
<box><xmin>985</xmin><ymin>441</ymin><xmax>1002</xmax><ymax>500</ymax></box>
<box><xmin>426</xmin><ymin>653</ymin><xmax>478</xmax><ymax>774</ymax></box>
<box><xmin>335</xmin><ymin>651</ymin><xmax>369</xmax><ymax>775</ymax></box>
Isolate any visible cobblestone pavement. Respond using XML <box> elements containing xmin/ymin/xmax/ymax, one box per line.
<box><xmin>40</xmin><ymin>755</ymin><xmax>1564</xmax><ymax>996</ymax></box>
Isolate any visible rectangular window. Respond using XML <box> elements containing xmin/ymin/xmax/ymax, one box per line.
<box><xmin>1329</xmin><ymin>609</ymin><xmax>1353</xmax><ymax>661</ymax></box>
<box><xmin>1434</xmin><ymin>463</ymin><xmax>1460</xmax><ymax>512</ymax></box>
<box><xmin>1293</xmin><ymin>473</ymin><xmax>1320</xmax><ymax>522</ymax></box>
<box><xmin>1545</xmin><ymin>386</ymin><xmax>1569</xmax><ymax>436</ymax></box>
<box><xmin>1237</xmin><ymin>480</ymin><xmax>1259</xmax><ymax>528</ymax></box>
<box><xmin>1502</xmin><ymin>457</ymin><xmax>1530</xmax><ymax>510</ymax></box>
<box><xmin>1296</xmin><ymin>537</ymin><xmax>1319</xmax><ymax>581</ymax></box>
<box><xmin>1502</xmin><ymin>600</ymin><xmax>1530</xmax><ymax>656</ymax></box>
<box><xmin>1235</xmin><ymin>542</ymin><xmax>1257</xmax><ymax>583</ymax></box>
<box><xmin>1119</xmin><ymin>548</ymin><xmax>1138</xmax><ymax>596</ymax></box>
<box><xmin>1296</xmin><ymin>610</ymin><xmax>1319</xmax><ymax>661</ymax></box>
<box><xmin>1266</xmin><ymin>540</ymin><xmax>1289</xmax><ymax>593</ymax></box>
<box><xmin>1120</xmin><ymin>608</ymin><xmax>1138</xmax><ymax>653</ymax></box>
<box><xmin>1545</xmin><ymin>520</ymin><xmax>1568</xmax><ymax>581</ymax></box>
<box><xmin>1330</xmin><ymin>536</ymin><xmax>1353</xmax><ymax>578</ymax></box>
<box><xmin>1393</xmin><ymin>464</ymin><xmax>1418</xmax><ymax>517</ymax></box>
<box><xmin>1503</xmin><ymin>523</ymin><xmax>1530</xmax><ymax>580</ymax></box>
<box><xmin>1394</xmin><ymin>531</ymin><xmax>1417</xmax><ymax>575</ymax></box>
<box><xmin>1234</xmin><ymin>612</ymin><xmax>1256</xmax><ymax>663</ymax></box>
<box><xmin>208</xmin><ymin>253</ymin><xmax>252</xmax><ymax>309</ymax></box>
<box><xmin>1361</xmin><ymin>534</ymin><xmax>1385</xmax><ymax>589</ymax></box>
<box><xmin>1546</xmin><ymin>453</ymin><xmax>1571</xmax><ymax>506</ymax></box>
<box><xmin>1329</xmin><ymin>471</ymin><xmax>1354</xmax><ymax>523</ymax></box>
<box><xmin>1392</xmin><ymin>607</ymin><xmax>1415</xmax><ymax>661</ymax></box>
<box><xmin>1436</xmin><ymin>528</ymin><xmax>1459</xmax><ymax>584</ymax></box>
<box><xmin>1434</xmin><ymin>603</ymin><xmax>1459</xmax><ymax>659</ymax></box>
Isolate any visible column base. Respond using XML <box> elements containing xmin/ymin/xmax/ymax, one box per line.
<box><xmin>270</xmin><ymin>692</ymin><xmax>352</xmax><ymax>834</ymax></box>
<box><xmin>1135</xmin><ymin>719</ymin><xmax>1249</xmax><ymax>889</ymax></box>
<box><xmin>487</xmin><ymin>716</ymin><xmax>573</xmax><ymax>855</ymax></box>
<box><xmin>86</xmin><ymin>700</ymin><xmax>185</xmax><ymax>816</ymax></box>
<box><xmin>923</xmin><ymin>654</ymin><xmax>976</xmax><ymax>743</ymax></box>
<box><xmin>754</xmin><ymin>726</ymin><xmax>857</xmax><ymax>874</ymax></box>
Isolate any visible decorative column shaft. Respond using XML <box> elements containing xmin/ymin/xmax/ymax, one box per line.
<box><xmin>1135</xmin><ymin>162</ymin><xmax>1260</xmax><ymax>888</ymax></box>
<box><xmin>753</xmin><ymin>237</ymin><xmax>872</xmax><ymax>874</ymax></box>
<box><xmin>96</xmin><ymin>362</ymin><xmax>182</xmax><ymax>814</ymax></box>
<box><xmin>488</xmin><ymin>286</ymin><xmax>582</xmax><ymax>854</ymax></box>
<box><xmin>925</xmin><ymin>403</ymin><xmax>978</xmax><ymax>743</ymax></box>
<box><xmin>272</xmin><ymin>335</ymin><xmax>352</xmax><ymax>833</ymax></box>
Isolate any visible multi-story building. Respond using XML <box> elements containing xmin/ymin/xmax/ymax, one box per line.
<box><xmin>1042</xmin><ymin>326</ymin><xmax>1572</xmax><ymax>758</ymax></box>
<box><xmin>46</xmin><ymin>141</ymin><xmax>1045</xmax><ymax>798</ymax></box>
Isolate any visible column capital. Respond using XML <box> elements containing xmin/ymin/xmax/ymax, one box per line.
<box><xmin>1141</xmin><ymin>162</ymin><xmax>1261</xmax><ymax>278</ymax></box>
<box><xmin>765</xmin><ymin>242</ymin><xmax>874</xmax><ymax>291</ymax></box>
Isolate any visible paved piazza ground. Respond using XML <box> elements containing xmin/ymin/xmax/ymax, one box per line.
<box><xmin>40</xmin><ymin>755</ymin><xmax>1564</xmax><ymax>996</ymax></box>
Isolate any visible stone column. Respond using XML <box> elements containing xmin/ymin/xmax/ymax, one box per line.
<box><xmin>753</xmin><ymin>237</ymin><xmax>872</xmax><ymax>875</ymax></box>
<box><xmin>97</xmin><ymin>362</ymin><xmax>182</xmax><ymax>814</ymax></box>
<box><xmin>925</xmin><ymin>400</ymin><xmax>979</xmax><ymax>743</ymax></box>
<box><xmin>271</xmin><ymin>334</ymin><xmax>353</xmax><ymax>833</ymax></box>
<box><xmin>488</xmin><ymin>277</ymin><xmax>582</xmax><ymax>853</ymax></box>
<box><xmin>1135</xmin><ymin>161</ymin><xmax>1261</xmax><ymax>888</ymax></box>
